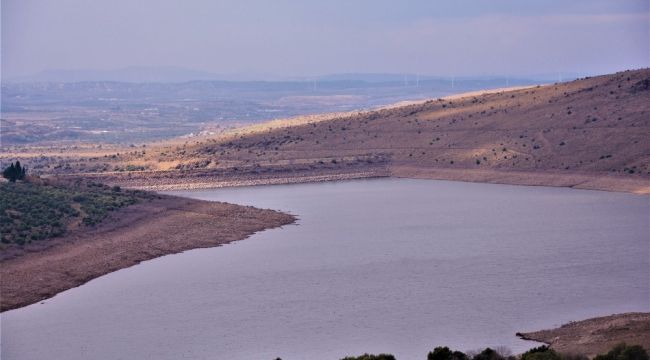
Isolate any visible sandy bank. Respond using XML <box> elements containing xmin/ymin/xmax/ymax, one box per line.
<box><xmin>0</xmin><ymin>196</ymin><xmax>295</xmax><ymax>312</ymax></box>
<box><xmin>85</xmin><ymin>165</ymin><xmax>649</xmax><ymax>194</ymax></box>
<box><xmin>517</xmin><ymin>312</ymin><xmax>650</xmax><ymax>357</ymax></box>
<box><xmin>390</xmin><ymin>166</ymin><xmax>650</xmax><ymax>195</ymax></box>
<box><xmin>125</xmin><ymin>171</ymin><xmax>387</xmax><ymax>191</ymax></box>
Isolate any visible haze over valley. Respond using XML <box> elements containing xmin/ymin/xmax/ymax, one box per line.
<box><xmin>1</xmin><ymin>74</ymin><xmax>542</xmax><ymax>145</ymax></box>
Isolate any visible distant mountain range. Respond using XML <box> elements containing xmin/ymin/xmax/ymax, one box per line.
<box><xmin>5</xmin><ymin>66</ymin><xmax>585</xmax><ymax>84</ymax></box>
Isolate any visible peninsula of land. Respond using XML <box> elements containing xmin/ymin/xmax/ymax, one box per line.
<box><xmin>0</xmin><ymin>192</ymin><xmax>295</xmax><ymax>312</ymax></box>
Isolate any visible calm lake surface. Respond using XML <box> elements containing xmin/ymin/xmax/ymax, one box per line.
<box><xmin>2</xmin><ymin>179</ymin><xmax>649</xmax><ymax>360</ymax></box>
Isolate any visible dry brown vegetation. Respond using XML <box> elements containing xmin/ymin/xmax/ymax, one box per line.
<box><xmin>3</xmin><ymin>69</ymin><xmax>648</xmax><ymax>192</ymax></box>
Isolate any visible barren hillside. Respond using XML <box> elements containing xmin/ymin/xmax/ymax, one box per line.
<box><xmin>164</xmin><ymin>68</ymin><xmax>650</xmax><ymax>192</ymax></box>
<box><xmin>203</xmin><ymin>69</ymin><xmax>649</xmax><ymax>170</ymax></box>
<box><xmin>5</xmin><ymin>69</ymin><xmax>649</xmax><ymax>192</ymax></box>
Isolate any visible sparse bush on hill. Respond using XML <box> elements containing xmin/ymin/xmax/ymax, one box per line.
<box><xmin>630</xmin><ymin>78</ymin><xmax>650</xmax><ymax>93</ymax></box>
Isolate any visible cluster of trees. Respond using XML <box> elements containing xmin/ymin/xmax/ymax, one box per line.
<box><xmin>2</xmin><ymin>161</ymin><xmax>27</xmax><ymax>182</ymax></box>
<box><xmin>429</xmin><ymin>347</ymin><xmax>500</xmax><ymax>360</ymax></box>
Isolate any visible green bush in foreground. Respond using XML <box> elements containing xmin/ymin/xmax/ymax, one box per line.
<box><xmin>334</xmin><ymin>343</ymin><xmax>648</xmax><ymax>360</ymax></box>
<box><xmin>521</xmin><ymin>346</ymin><xmax>563</xmax><ymax>360</ymax></box>
<box><xmin>594</xmin><ymin>343</ymin><xmax>649</xmax><ymax>360</ymax></box>
<box><xmin>429</xmin><ymin>346</ymin><xmax>469</xmax><ymax>360</ymax></box>
<box><xmin>472</xmin><ymin>348</ymin><xmax>508</xmax><ymax>360</ymax></box>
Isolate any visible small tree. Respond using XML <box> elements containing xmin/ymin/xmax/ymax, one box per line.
<box><xmin>2</xmin><ymin>162</ymin><xmax>27</xmax><ymax>182</ymax></box>
<box><xmin>3</xmin><ymin>163</ymin><xmax>16</xmax><ymax>182</ymax></box>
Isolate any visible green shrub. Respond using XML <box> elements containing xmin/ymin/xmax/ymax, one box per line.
<box><xmin>1</xmin><ymin>179</ymin><xmax>156</xmax><ymax>246</ymax></box>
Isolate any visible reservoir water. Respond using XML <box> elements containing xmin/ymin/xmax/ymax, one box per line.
<box><xmin>2</xmin><ymin>179</ymin><xmax>649</xmax><ymax>360</ymax></box>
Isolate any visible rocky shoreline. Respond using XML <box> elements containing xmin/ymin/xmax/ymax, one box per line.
<box><xmin>62</xmin><ymin>164</ymin><xmax>649</xmax><ymax>194</ymax></box>
<box><xmin>517</xmin><ymin>313</ymin><xmax>650</xmax><ymax>357</ymax></box>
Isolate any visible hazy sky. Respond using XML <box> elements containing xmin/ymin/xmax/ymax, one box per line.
<box><xmin>2</xmin><ymin>0</ymin><xmax>649</xmax><ymax>79</ymax></box>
